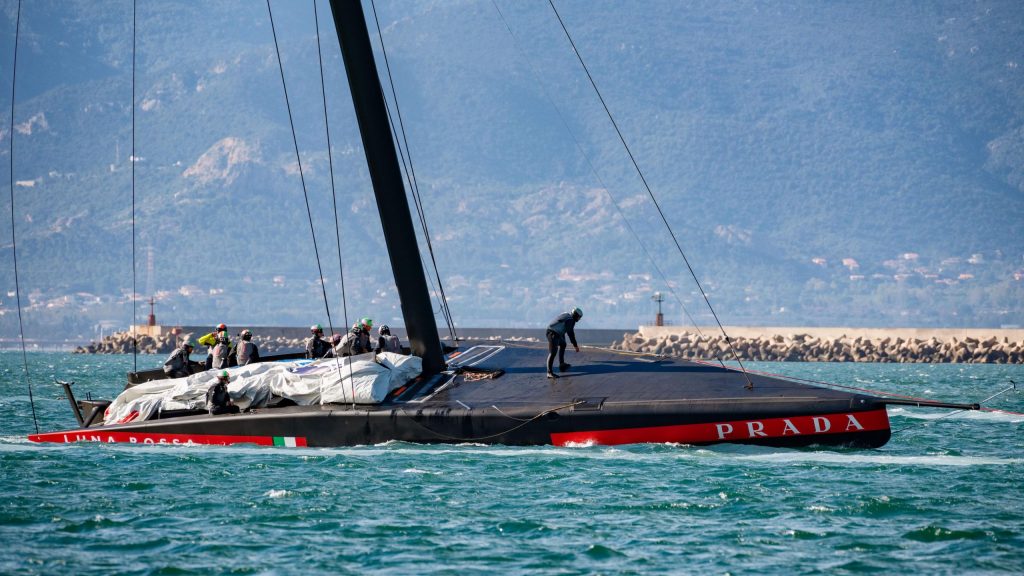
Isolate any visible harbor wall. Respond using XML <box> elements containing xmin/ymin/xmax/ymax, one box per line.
<box><xmin>74</xmin><ymin>324</ymin><xmax>1024</xmax><ymax>363</ymax></box>
<box><xmin>611</xmin><ymin>326</ymin><xmax>1024</xmax><ymax>363</ymax></box>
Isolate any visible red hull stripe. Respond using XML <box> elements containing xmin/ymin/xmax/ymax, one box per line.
<box><xmin>550</xmin><ymin>408</ymin><xmax>890</xmax><ymax>446</ymax></box>
<box><xmin>27</xmin><ymin>430</ymin><xmax>309</xmax><ymax>447</ymax></box>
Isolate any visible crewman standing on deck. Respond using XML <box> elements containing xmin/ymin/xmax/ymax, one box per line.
<box><xmin>198</xmin><ymin>323</ymin><xmax>228</xmax><ymax>369</ymax></box>
<box><xmin>376</xmin><ymin>324</ymin><xmax>401</xmax><ymax>354</ymax></box>
<box><xmin>336</xmin><ymin>323</ymin><xmax>368</xmax><ymax>357</ymax></box>
<box><xmin>545</xmin><ymin>307</ymin><xmax>582</xmax><ymax>379</ymax></box>
<box><xmin>305</xmin><ymin>324</ymin><xmax>331</xmax><ymax>359</ymax></box>
<box><xmin>211</xmin><ymin>331</ymin><xmax>232</xmax><ymax>370</ymax></box>
<box><xmin>358</xmin><ymin>317</ymin><xmax>374</xmax><ymax>352</ymax></box>
<box><xmin>235</xmin><ymin>329</ymin><xmax>260</xmax><ymax>366</ymax></box>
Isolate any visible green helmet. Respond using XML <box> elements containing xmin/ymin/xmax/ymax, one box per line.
<box><xmin>311</xmin><ymin>324</ymin><xmax>323</xmax><ymax>334</ymax></box>
<box><xmin>218</xmin><ymin>370</ymin><xmax>229</xmax><ymax>380</ymax></box>
<box><xmin>571</xmin><ymin>306</ymin><xmax>583</xmax><ymax>319</ymax></box>
<box><xmin>182</xmin><ymin>340</ymin><xmax>194</xmax><ymax>349</ymax></box>
<box><xmin>360</xmin><ymin>317</ymin><xmax>373</xmax><ymax>330</ymax></box>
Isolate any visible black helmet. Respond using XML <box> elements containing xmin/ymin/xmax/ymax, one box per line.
<box><xmin>378</xmin><ymin>324</ymin><xmax>390</xmax><ymax>336</ymax></box>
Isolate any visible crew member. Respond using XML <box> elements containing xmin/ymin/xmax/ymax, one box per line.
<box><xmin>206</xmin><ymin>370</ymin><xmax>240</xmax><ymax>415</ymax></box>
<box><xmin>198</xmin><ymin>323</ymin><xmax>228</xmax><ymax>369</ymax></box>
<box><xmin>376</xmin><ymin>324</ymin><xmax>401</xmax><ymax>354</ymax></box>
<box><xmin>545</xmin><ymin>307</ymin><xmax>582</xmax><ymax>379</ymax></box>
<box><xmin>162</xmin><ymin>340</ymin><xmax>194</xmax><ymax>379</ymax></box>
<box><xmin>236</xmin><ymin>329</ymin><xmax>260</xmax><ymax>366</ymax></box>
<box><xmin>305</xmin><ymin>324</ymin><xmax>331</xmax><ymax>359</ymax></box>
<box><xmin>211</xmin><ymin>331</ymin><xmax>232</xmax><ymax>370</ymax></box>
<box><xmin>337</xmin><ymin>323</ymin><xmax>367</xmax><ymax>357</ymax></box>
<box><xmin>324</xmin><ymin>333</ymin><xmax>343</xmax><ymax>358</ymax></box>
<box><xmin>359</xmin><ymin>318</ymin><xmax>374</xmax><ymax>352</ymax></box>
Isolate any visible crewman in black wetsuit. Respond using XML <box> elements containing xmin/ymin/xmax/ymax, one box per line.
<box><xmin>162</xmin><ymin>341</ymin><xmax>194</xmax><ymax>379</ymax></box>
<box><xmin>305</xmin><ymin>324</ymin><xmax>331</xmax><ymax>359</ymax></box>
<box><xmin>206</xmin><ymin>370</ymin><xmax>240</xmax><ymax>415</ymax></box>
<box><xmin>545</xmin><ymin>307</ymin><xmax>582</xmax><ymax>379</ymax></box>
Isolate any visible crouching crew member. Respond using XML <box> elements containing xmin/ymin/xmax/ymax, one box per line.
<box><xmin>206</xmin><ymin>370</ymin><xmax>240</xmax><ymax>415</ymax></box>
<box><xmin>376</xmin><ymin>324</ymin><xmax>402</xmax><ymax>354</ymax></box>
<box><xmin>545</xmin><ymin>307</ymin><xmax>582</xmax><ymax>379</ymax></box>
<box><xmin>162</xmin><ymin>340</ymin><xmax>194</xmax><ymax>379</ymax></box>
<box><xmin>236</xmin><ymin>329</ymin><xmax>260</xmax><ymax>366</ymax></box>
<box><xmin>306</xmin><ymin>324</ymin><xmax>331</xmax><ymax>359</ymax></box>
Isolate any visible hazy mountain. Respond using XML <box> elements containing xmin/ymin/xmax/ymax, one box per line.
<box><xmin>1</xmin><ymin>0</ymin><xmax>1022</xmax><ymax>342</ymax></box>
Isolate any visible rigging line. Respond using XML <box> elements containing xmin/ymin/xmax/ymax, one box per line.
<box><xmin>265</xmin><ymin>0</ymin><xmax>337</xmax><ymax>341</ymax></box>
<box><xmin>489</xmin><ymin>1</ymin><xmax>723</xmax><ymax>367</ymax></box>
<box><xmin>547</xmin><ymin>0</ymin><xmax>752</xmax><ymax>388</ymax></box>
<box><xmin>312</xmin><ymin>0</ymin><xmax>349</xmax><ymax>337</ymax></box>
<box><xmin>369</xmin><ymin>0</ymin><xmax>458</xmax><ymax>342</ymax></box>
<box><xmin>130</xmin><ymin>0</ymin><xmax>137</xmax><ymax>372</ymax></box>
<box><xmin>312</xmin><ymin>0</ymin><xmax>354</xmax><ymax>407</ymax></box>
<box><xmin>7</xmin><ymin>0</ymin><xmax>37</xmax><ymax>434</ymax></box>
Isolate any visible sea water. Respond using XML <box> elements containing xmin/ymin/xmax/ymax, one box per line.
<box><xmin>1</xmin><ymin>352</ymin><xmax>1021</xmax><ymax>575</ymax></box>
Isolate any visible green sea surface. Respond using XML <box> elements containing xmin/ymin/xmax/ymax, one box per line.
<box><xmin>1</xmin><ymin>352</ymin><xmax>1022</xmax><ymax>574</ymax></box>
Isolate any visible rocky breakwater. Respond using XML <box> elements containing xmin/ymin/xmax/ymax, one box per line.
<box><xmin>74</xmin><ymin>331</ymin><xmax>307</xmax><ymax>355</ymax></box>
<box><xmin>613</xmin><ymin>331</ymin><xmax>1024</xmax><ymax>363</ymax></box>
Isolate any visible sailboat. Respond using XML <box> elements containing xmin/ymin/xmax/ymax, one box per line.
<box><xmin>28</xmin><ymin>0</ymin><xmax>978</xmax><ymax>449</ymax></box>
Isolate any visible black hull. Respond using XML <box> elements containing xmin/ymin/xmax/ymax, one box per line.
<box><xmin>31</xmin><ymin>344</ymin><xmax>891</xmax><ymax>449</ymax></box>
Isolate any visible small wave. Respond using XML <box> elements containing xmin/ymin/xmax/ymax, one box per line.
<box><xmin>903</xmin><ymin>525</ymin><xmax>999</xmax><ymax>542</ymax></box>
<box><xmin>0</xmin><ymin>434</ymin><xmax>41</xmax><ymax>444</ymax></box>
<box><xmin>583</xmin><ymin>544</ymin><xmax>626</xmax><ymax>560</ymax></box>
<box><xmin>891</xmin><ymin>408</ymin><xmax>1023</xmax><ymax>423</ymax></box>
<box><xmin>561</xmin><ymin>440</ymin><xmax>596</xmax><ymax>448</ymax></box>
<box><xmin>402</xmin><ymin>468</ymin><xmax>441</xmax><ymax>475</ymax></box>
<box><xmin>264</xmin><ymin>489</ymin><xmax>291</xmax><ymax>499</ymax></box>
<box><xmin>731</xmin><ymin>451</ymin><xmax>1020</xmax><ymax>467</ymax></box>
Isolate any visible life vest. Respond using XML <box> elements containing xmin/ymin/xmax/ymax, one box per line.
<box><xmin>212</xmin><ymin>342</ymin><xmax>231</xmax><ymax>369</ymax></box>
<box><xmin>237</xmin><ymin>341</ymin><xmax>256</xmax><ymax>365</ymax></box>
<box><xmin>380</xmin><ymin>334</ymin><xmax>401</xmax><ymax>353</ymax></box>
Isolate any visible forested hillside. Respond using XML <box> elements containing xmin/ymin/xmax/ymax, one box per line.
<box><xmin>1</xmin><ymin>0</ymin><xmax>1022</xmax><ymax>342</ymax></box>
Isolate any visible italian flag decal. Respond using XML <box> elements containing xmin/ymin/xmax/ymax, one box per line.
<box><xmin>272</xmin><ymin>436</ymin><xmax>302</xmax><ymax>447</ymax></box>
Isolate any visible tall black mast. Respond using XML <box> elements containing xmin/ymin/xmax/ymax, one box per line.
<box><xmin>328</xmin><ymin>0</ymin><xmax>445</xmax><ymax>375</ymax></box>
